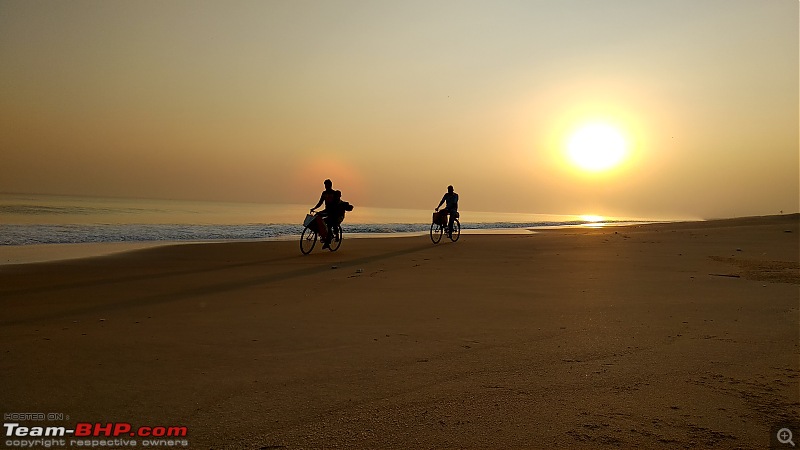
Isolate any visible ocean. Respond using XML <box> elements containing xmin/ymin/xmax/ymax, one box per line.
<box><xmin>0</xmin><ymin>193</ymin><xmax>640</xmax><ymax>246</ymax></box>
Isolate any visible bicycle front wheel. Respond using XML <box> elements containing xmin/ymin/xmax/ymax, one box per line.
<box><xmin>300</xmin><ymin>226</ymin><xmax>317</xmax><ymax>254</ymax></box>
<box><xmin>329</xmin><ymin>225</ymin><xmax>343</xmax><ymax>252</ymax></box>
<box><xmin>430</xmin><ymin>222</ymin><xmax>443</xmax><ymax>244</ymax></box>
<box><xmin>449</xmin><ymin>219</ymin><xmax>461</xmax><ymax>242</ymax></box>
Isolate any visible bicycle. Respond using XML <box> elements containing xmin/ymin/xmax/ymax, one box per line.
<box><xmin>300</xmin><ymin>213</ymin><xmax>343</xmax><ymax>255</ymax></box>
<box><xmin>430</xmin><ymin>210</ymin><xmax>460</xmax><ymax>244</ymax></box>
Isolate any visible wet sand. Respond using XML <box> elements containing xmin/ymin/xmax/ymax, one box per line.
<box><xmin>1</xmin><ymin>215</ymin><xmax>798</xmax><ymax>448</ymax></box>
<box><xmin>0</xmin><ymin>242</ymin><xmax>178</xmax><ymax>266</ymax></box>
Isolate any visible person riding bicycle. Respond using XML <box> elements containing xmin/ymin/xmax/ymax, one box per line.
<box><xmin>310</xmin><ymin>179</ymin><xmax>343</xmax><ymax>249</ymax></box>
<box><xmin>435</xmin><ymin>185</ymin><xmax>459</xmax><ymax>237</ymax></box>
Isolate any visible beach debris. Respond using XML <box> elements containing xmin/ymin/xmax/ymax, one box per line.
<box><xmin>784</xmin><ymin>230</ymin><xmax>792</xmax><ymax>233</ymax></box>
<box><xmin>736</xmin><ymin>248</ymin><xmax>742</xmax><ymax>252</ymax></box>
<box><xmin>99</xmin><ymin>318</ymin><xmax>106</xmax><ymax>322</ymax></box>
<box><xmin>709</xmin><ymin>273</ymin><xmax>741</xmax><ymax>278</ymax></box>
<box><xmin>355</xmin><ymin>268</ymin><xmax>363</xmax><ymax>273</ymax></box>
<box><xmin>331</xmin><ymin>265</ymin><xmax>338</xmax><ymax>269</ymax></box>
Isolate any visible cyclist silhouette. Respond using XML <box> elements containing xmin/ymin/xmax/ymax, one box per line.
<box><xmin>435</xmin><ymin>185</ymin><xmax>459</xmax><ymax>237</ymax></box>
<box><xmin>310</xmin><ymin>179</ymin><xmax>342</xmax><ymax>249</ymax></box>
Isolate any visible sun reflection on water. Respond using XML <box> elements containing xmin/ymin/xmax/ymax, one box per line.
<box><xmin>580</xmin><ymin>215</ymin><xmax>607</xmax><ymax>228</ymax></box>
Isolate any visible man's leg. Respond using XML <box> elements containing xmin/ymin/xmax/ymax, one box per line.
<box><xmin>316</xmin><ymin>215</ymin><xmax>328</xmax><ymax>241</ymax></box>
<box><xmin>447</xmin><ymin>210</ymin><xmax>455</xmax><ymax>236</ymax></box>
<box><xmin>323</xmin><ymin>216</ymin><xmax>335</xmax><ymax>247</ymax></box>
<box><xmin>318</xmin><ymin>215</ymin><xmax>328</xmax><ymax>248</ymax></box>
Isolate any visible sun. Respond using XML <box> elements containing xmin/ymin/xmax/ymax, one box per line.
<box><xmin>566</xmin><ymin>123</ymin><xmax>628</xmax><ymax>172</ymax></box>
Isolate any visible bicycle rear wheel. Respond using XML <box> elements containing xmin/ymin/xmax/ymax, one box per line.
<box><xmin>430</xmin><ymin>222</ymin><xmax>443</xmax><ymax>244</ymax></box>
<box><xmin>329</xmin><ymin>225</ymin><xmax>343</xmax><ymax>251</ymax></box>
<box><xmin>300</xmin><ymin>226</ymin><xmax>317</xmax><ymax>254</ymax></box>
<box><xmin>449</xmin><ymin>219</ymin><xmax>461</xmax><ymax>242</ymax></box>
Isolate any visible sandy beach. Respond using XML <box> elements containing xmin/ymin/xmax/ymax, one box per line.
<box><xmin>1</xmin><ymin>215</ymin><xmax>798</xmax><ymax>449</ymax></box>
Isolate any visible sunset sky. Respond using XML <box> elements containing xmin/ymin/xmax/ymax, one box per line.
<box><xmin>1</xmin><ymin>0</ymin><xmax>797</xmax><ymax>219</ymax></box>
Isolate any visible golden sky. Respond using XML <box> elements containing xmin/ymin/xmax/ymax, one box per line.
<box><xmin>1</xmin><ymin>0</ymin><xmax>797</xmax><ymax>219</ymax></box>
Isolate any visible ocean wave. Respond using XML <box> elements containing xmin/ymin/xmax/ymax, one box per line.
<box><xmin>0</xmin><ymin>221</ymin><xmax>598</xmax><ymax>246</ymax></box>
<box><xmin>0</xmin><ymin>204</ymin><xmax>169</xmax><ymax>216</ymax></box>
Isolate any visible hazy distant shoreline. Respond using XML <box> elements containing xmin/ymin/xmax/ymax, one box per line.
<box><xmin>0</xmin><ymin>192</ymin><xmax>669</xmax><ymax>248</ymax></box>
<box><xmin>4</xmin><ymin>214</ymin><xmax>796</xmax><ymax>266</ymax></box>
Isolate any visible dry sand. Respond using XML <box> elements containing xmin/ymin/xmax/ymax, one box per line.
<box><xmin>1</xmin><ymin>215</ymin><xmax>798</xmax><ymax>449</ymax></box>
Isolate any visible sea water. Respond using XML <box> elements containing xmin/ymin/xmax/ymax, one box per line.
<box><xmin>0</xmin><ymin>193</ymin><xmax>636</xmax><ymax>246</ymax></box>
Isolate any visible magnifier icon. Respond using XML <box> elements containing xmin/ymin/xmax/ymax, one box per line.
<box><xmin>778</xmin><ymin>428</ymin><xmax>795</xmax><ymax>447</ymax></box>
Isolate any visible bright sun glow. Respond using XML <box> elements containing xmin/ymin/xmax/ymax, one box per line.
<box><xmin>566</xmin><ymin>123</ymin><xmax>628</xmax><ymax>172</ymax></box>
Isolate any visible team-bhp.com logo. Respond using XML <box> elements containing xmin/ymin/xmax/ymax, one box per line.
<box><xmin>4</xmin><ymin>421</ymin><xmax>189</xmax><ymax>448</ymax></box>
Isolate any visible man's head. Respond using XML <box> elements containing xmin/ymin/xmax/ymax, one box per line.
<box><xmin>447</xmin><ymin>185</ymin><xmax>454</xmax><ymax>193</ymax></box>
<box><xmin>324</xmin><ymin>179</ymin><xmax>332</xmax><ymax>189</ymax></box>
